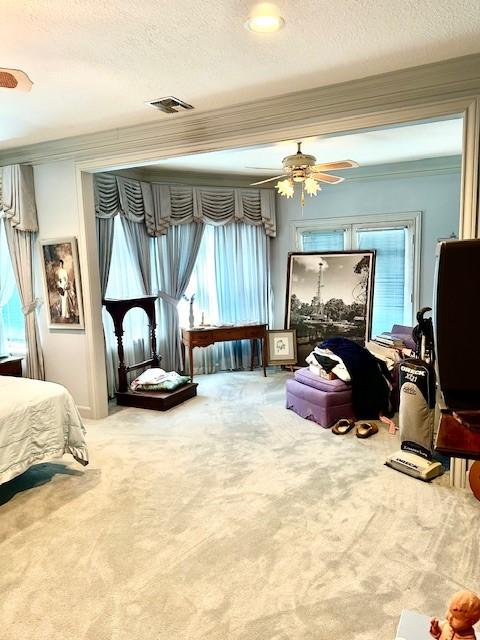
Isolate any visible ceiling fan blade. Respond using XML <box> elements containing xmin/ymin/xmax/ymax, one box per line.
<box><xmin>311</xmin><ymin>160</ymin><xmax>358</xmax><ymax>171</ymax></box>
<box><xmin>250</xmin><ymin>175</ymin><xmax>287</xmax><ymax>186</ymax></box>
<box><xmin>246</xmin><ymin>166</ymin><xmax>283</xmax><ymax>171</ymax></box>
<box><xmin>310</xmin><ymin>172</ymin><xmax>344</xmax><ymax>184</ymax></box>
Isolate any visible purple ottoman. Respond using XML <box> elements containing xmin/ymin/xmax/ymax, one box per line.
<box><xmin>286</xmin><ymin>367</ymin><xmax>354</xmax><ymax>428</ymax></box>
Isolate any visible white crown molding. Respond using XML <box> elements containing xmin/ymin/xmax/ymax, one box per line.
<box><xmin>341</xmin><ymin>155</ymin><xmax>462</xmax><ymax>182</ymax></box>
<box><xmin>109</xmin><ymin>168</ymin><xmax>264</xmax><ymax>188</ymax></box>
<box><xmin>0</xmin><ymin>53</ymin><xmax>479</xmax><ymax>167</ymax></box>
<box><xmin>112</xmin><ymin>155</ymin><xmax>461</xmax><ymax>187</ymax></box>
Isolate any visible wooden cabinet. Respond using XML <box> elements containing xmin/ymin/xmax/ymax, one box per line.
<box><xmin>0</xmin><ymin>356</ymin><xmax>23</xmax><ymax>377</ymax></box>
<box><xmin>435</xmin><ymin>412</ymin><xmax>480</xmax><ymax>460</ymax></box>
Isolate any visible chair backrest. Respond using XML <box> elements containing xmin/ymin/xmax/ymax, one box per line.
<box><xmin>390</xmin><ymin>324</ymin><xmax>415</xmax><ymax>350</ymax></box>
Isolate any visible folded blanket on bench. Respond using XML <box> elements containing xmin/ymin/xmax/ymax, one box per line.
<box><xmin>131</xmin><ymin>369</ymin><xmax>190</xmax><ymax>392</ymax></box>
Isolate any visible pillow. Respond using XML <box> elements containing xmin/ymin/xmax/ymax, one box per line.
<box><xmin>132</xmin><ymin>372</ymin><xmax>190</xmax><ymax>392</ymax></box>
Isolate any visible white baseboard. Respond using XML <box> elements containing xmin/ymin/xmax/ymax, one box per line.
<box><xmin>450</xmin><ymin>457</ymin><xmax>468</xmax><ymax>489</ymax></box>
<box><xmin>77</xmin><ymin>405</ymin><xmax>93</xmax><ymax>419</ymax></box>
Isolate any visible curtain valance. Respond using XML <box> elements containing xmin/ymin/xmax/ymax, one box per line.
<box><xmin>94</xmin><ymin>173</ymin><xmax>276</xmax><ymax>237</ymax></box>
<box><xmin>0</xmin><ymin>165</ymin><xmax>39</xmax><ymax>232</ymax></box>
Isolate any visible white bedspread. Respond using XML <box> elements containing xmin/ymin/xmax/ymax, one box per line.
<box><xmin>0</xmin><ymin>376</ymin><xmax>89</xmax><ymax>485</ymax></box>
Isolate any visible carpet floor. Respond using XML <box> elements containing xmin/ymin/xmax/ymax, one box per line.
<box><xmin>0</xmin><ymin>371</ymin><xmax>479</xmax><ymax>640</ymax></box>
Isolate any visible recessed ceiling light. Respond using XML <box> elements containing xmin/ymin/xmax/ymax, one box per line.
<box><xmin>245</xmin><ymin>3</ymin><xmax>285</xmax><ymax>33</ymax></box>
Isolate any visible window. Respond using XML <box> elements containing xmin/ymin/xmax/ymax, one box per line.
<box><xmin>356</xmin><ymin>227</ymin><xmax>409</xmax><ymax>336</ymax></box>
<box><xmin>1</xmin><ymin>289</ymin><xmax>24</xmax><ymax>353</ymax></box>
<box><xmin>297</xmin><ymin>213</ymin><xmax>419</xmax><ymax>335</ymax></box>
<box><xmin>177</xmin><ymin>225</ymin><xmax>219</xmax><ymax>328</ymax></box>
<box><xmin>301</xmin><ymin>229</ymin><xmax>344</xmax><ymax>252</ymax></box>
<box><xmin>0</xmin><ymin>220</ymin><xmax>26</xmax><ymax>355</ymax></box>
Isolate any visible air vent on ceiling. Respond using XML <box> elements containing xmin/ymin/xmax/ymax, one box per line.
<box><xmin>146</xmin><ymin>96</ymin><xmax>194</xmax><ymax>114</ymax></box>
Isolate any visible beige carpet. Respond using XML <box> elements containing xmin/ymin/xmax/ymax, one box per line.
<box><xmin>1</xmin><ymin>371</ymin><xmax>479</xmax><ymax>640</ymax></box>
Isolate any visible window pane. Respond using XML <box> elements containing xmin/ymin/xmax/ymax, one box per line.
<box><xmin>106</xmin><ymin>217</ymin><xmax>144</xmax><ymax>298</ymax></box>
<box><xmin>177</xmin><ymin>225</ymin><xmax>218</xmax><ymax>328</ymax></box>
<box><xmin>0</xmin><ymin>221</ymin><xmax>26</xmax><ymax>355</ymax></box>
<box><xmin>1</xmin><ymin>289</ymin><xmax>24</xmax><ymax>343</ymax></box>
<box><xmin>301</xmin><ymin>230</ymin><xmax>345</xmax><ymax>252</ymax></box>
<box><xmin>356</xmin><ymin>227</ymin><xmax>406</xmax><ymax>336</ymax></box>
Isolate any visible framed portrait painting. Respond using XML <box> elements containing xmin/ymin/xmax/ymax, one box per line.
<box><xmin>40</xmin><ymin>237</ymin><xmax>84</xmax><ymax>330</ymax></box>
<box><xmin>267</xmin><ymin>329</ymin><xmax>297</xmax><ymax>366</ymax></box>
<box><xmin>285</xmin><ymin>251</ymin><xmax>375</xmax><ymax>365</ymax></box>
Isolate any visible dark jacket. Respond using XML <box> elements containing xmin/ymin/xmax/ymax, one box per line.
<box><xmin>319</xmin><ymin>337</ymin><xmax>391</xmax><ymax>419</ymax></box>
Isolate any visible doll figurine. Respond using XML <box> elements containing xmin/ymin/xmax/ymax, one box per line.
<box><xmin>430</xmin><ymin>591</ymin><xmax>480</xmax><ymax>639</ymax></box>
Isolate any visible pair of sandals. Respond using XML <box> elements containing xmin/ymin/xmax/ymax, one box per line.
<box><xmin>331</xmin><ymin>418</ymin><xmax>378</xmax><ymax>439</ymax></box>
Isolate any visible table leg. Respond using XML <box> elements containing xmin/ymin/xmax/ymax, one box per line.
<box><xmin>262</xmin><ymin>336</ymin><xmax>267</xmax><ymax>377</ymax></box>
<box><xmin>250</xmin><ymin>339</ymin><xmax>255</xmax><ymax>371</ymax></box>
<box><xmin>180</xmin><ymin>340</ymin><xmax>186</xmax><ymax>375</ymax></box>
<box><xmin>189</xmin><ymin>345</ymin><xmax>194</xmax><ymax>380</ymax></box>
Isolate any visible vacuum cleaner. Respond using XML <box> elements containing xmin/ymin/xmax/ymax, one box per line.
<box><xmin>385</xmin><ymin>307</ymin><xmax>444</xmax><ymax>481</ymax></box>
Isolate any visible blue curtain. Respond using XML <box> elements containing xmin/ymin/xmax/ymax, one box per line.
<box><xmin>178</xmin><ymin>226</ymin><xmax>218</xmax><ymax>373</ymax></box>
<box><xmin>151</xmin><ymin>222</ymin><xmax>205</xmax><ymax>372</ymax></box>
<box><xmin>183</xmin><ymin>223</ymin><xmax>271</xmax><ymax>374</ymax></box>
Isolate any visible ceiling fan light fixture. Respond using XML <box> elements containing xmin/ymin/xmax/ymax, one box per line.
<box><xmin>304</xmin><ymin>177</ymin><xmax>321</xmax><ymax>196</ymax></box>
<box><xmin>246</xmin><ymin>3</ymin><xmax>285</xmax><ymax>33</ymax></box>
<box><xmin>275</xmin><ymin>179</ymin><xmax>294</xmax><ymax>198</ymax></box>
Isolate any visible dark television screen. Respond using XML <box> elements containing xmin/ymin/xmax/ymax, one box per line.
<box><xmin>434</xmin><ymin>239</ymin><xmax>480</xmax><ymax>410</ymax></box>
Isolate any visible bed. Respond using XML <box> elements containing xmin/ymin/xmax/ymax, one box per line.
<box><xmin>0</xmin><ymin>376</ymin><xmax>89</xmax><ymax>485</ymax></box>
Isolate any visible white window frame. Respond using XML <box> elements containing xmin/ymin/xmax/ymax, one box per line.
<box><xmin>293</xmin><ymin>211</ymin><xmax>422</xmax><ymax>326</ymax></box>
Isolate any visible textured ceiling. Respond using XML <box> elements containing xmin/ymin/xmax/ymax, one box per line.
<box><xmin>1</xmin><ymin>0</ymin><xmax>480</xmax><ymax>150</ymax></box>
<box><xmin>146</xmin><ymin>119</ymin><xmax>463</xmax><ymax>175</ymax></box>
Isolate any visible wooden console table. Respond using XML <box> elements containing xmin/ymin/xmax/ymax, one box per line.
<box><xmin>0</xmin><ymin>356</ymin><xmax>23</xmax><ymax>377</ymax></box>
<box><xmin>181</xmin><ymin>324</ymin><xmax>268</xmax><ymax>379</ymax></box>
<box><xmin>435</xmin><ymin>411</ymin><xmax>480</xmax><ymax>460</ymax></box>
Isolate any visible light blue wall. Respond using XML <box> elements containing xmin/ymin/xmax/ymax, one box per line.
<box><xmin>270</xmin><ymin>157</ymin><xmax>461</xmax><ymax>328</ymax></box>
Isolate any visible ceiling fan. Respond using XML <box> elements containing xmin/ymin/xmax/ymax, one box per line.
<box><xmin>250</xmin><ymin>141</ymin><xmax>358</xmax><ymax>206</ymax></box>
<box><xmin>0</xmin><ymin>68</ymin><xmax>33</xmax><ymax>92</ymax></box>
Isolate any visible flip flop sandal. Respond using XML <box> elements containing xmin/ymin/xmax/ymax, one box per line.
<box><xmin>332</xmin><ymin>418</ymin><xmax>355</xmax><ymax>435</ymax></box>
<box><xmin>356</xmin><ymin>422</ymin><xmax>379</xmax><ymax>439</ymax></box>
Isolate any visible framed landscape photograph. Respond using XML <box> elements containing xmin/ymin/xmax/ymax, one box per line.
<box><xmin>267</xmin><ymin>329</ymin><xmax>297</xmax><ymax>366</ymax></box>
<box><xmin>285</xmin><ymin>251</ymin><xmax>375</xmax><ymax>364</ymax></box>
<box><xmin>40</xmin><ymin>237</ymin><xmax>84</xmax><ymax>330</ymax></box>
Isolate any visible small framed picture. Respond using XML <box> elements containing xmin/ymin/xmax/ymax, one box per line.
<box><xmin>39</xmin><ymin>237</ymin><xmax>84</xmax><ymax>330</ymax></box>
<box><xmin>267</xmin><ymin>329</ymin><xmax>297</xmax><ymax>366</ymax></box>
